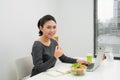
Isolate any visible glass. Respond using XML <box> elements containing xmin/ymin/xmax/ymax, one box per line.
<box><xmin>105</xmin><ymin>52</ymin><xmax>114</xmax><ymax>61</ymax></box>
<box><xmin>87</xmin><ymin>55</ymin><xmax>92</xmax><ymax>63</ymax></box>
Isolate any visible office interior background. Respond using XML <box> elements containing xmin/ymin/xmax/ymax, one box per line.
<box><xmin>0</xmin><ymin>0</ymin><xmax>93</xmax><ymax>80</ymax></box>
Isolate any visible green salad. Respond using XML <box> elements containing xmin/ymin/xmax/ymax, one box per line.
<box><xmin>71</xmin><ymin>63</ymin><xmax>82</xmax><ymax>68</ymax></box>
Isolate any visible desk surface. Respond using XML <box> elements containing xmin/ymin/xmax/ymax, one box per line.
<box><xmin>27</xmin><ymin>60</ymin><xmax>120</xmax><ymax>80</ymax></box>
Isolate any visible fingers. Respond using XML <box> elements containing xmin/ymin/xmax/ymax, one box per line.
<box><xmin>56</xmin><ymin>45</ymin><xmax>62</xmax><ymax>50</ymax></box>
<box><xmin>54</xmin><ymin>45</ymin><xmax>63</xmax><ymax>59</ymax></box>
<box><xmin>77</xmin><ymin>59</ymin><xmax>90</xmax><ymax>64</ymax></box>
<box><xmin>55</xmin><ymin>46</ymin><xmax>58</xmax><ymax>50</ymax></box>
<box><xmin>82</xmin><ymin>60</ymin><xmax>90</xmax><ymax>64</ymax></box>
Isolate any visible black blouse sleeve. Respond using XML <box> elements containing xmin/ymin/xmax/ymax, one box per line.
<box><xmin>59</xmin><ymin>54</ymin><xmax>77</xmax><ymax>63</ymax></box>
<box><xmin>31</xmin><ymin>46</ymin><xmax>57</xmax><ymax>73</ymax></box>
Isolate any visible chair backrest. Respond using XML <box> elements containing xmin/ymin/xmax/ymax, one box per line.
<box><xmin>16</xmin><ymin>56</ymin><xmax>33</xmax><ymax>80</ymax></box>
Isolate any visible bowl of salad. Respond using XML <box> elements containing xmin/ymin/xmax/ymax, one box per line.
<box><xmin>71</xmin><ymin>63</ymin><xmax>87</xmax><ymax>76</ymax></box>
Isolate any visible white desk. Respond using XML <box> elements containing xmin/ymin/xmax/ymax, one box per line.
<box><xmin>27</xmin><ymin>60</ymin><xmax>120</xmax><ymax>80</ymax></box>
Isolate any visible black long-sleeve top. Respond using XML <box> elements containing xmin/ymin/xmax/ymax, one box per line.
<box><xmin>31</xmin><ymin>38</ymin><xmax>77</xmax><ymax>77</ymax></box>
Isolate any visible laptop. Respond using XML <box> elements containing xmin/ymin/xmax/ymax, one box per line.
<box><xmin>86</xmin><ymin>53</ymin><xmax>103</xmax><ymax>72</ymax></box>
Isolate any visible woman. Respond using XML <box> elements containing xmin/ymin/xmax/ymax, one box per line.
<box><xmin>31</xmin><ymin>15</ymin><xmax>88</xmax><ymax>77</ymax></box>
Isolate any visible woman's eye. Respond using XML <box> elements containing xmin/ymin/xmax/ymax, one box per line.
<box><xmin>53</xmin><ymin>26</ymin><xmax>56</xmax><ymax>29</ymax></box>
<box><xmin>47</xmin><ymin>26</ymin><xmax>51</xmax><ymax>29</ymax></box>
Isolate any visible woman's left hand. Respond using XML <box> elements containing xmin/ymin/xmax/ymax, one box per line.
<box><xmin>76</xmin><ymin>59</ymin><xmax>89</xmax><ymax>64</ymax></box>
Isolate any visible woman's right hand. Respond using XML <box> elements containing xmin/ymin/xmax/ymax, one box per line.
<box><xmin>54</xmin><ymin>46</ymin><xmax>63</xmax><ymax>59</ymax></box>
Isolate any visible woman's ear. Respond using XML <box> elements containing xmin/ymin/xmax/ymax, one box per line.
<box><xmin>40</xmin><ymin>26</ymin><xmax>43</xmax><ymax>31</ymax></box>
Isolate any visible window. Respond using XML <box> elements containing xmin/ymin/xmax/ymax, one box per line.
<box><xmin>94</xmin><ymin>0</ymin><xmax>120</xmax><ymax>60</ymax></box>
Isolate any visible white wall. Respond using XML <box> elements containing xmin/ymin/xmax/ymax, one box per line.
<box><xmin>0</xmin><ymin>0</ymin><xmax>93</xmax><ymax>80</ymax></box>
<box><xmin>57</xmin><ymin>0</ymin><xmax>94</xmax><ymax>57</ymax></box>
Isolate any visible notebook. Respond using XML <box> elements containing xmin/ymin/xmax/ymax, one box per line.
<box><xmin>86</xmin><ymin>53</ymin><xmax>103</xmax><ymax>72</ymax></box>
<box><xmin>46</xmin><ymin>70</ymin><xmax>64</xmax><ymax>77</ymax></box>
<box><xmin>46</xmin><ymin>65</ymin><xmax>70</xmax><ymax>77</ymax></box>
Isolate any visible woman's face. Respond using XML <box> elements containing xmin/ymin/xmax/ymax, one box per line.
<box><xmin>40</xmin><ymin>20</ymin><xmax>57</xmax><ymax>38</ymax></box>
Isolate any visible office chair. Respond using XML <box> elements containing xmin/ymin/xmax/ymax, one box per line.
<box><xmin>16</xmin><ymin>56</ymin><xmax>33</xmax><ymax>80</ymax></box>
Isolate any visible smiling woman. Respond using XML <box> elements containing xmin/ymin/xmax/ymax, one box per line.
<box><xmin>30</xmin><ymin>15</ymin><xmax>89</xmax><ymax>77</ymax></box>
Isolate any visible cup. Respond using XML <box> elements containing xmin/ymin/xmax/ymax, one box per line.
<box><xmin>86</xmin><ymin>54</ymin><xmax>92</xmax><ymax>63</ymax></box>
<box><xmin>105</xmin><ymin>52</ymin><xmax>114</xmax><ymax>62</ymax></box>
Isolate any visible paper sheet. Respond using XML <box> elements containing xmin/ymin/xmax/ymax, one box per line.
<box><xmin>46</xmin><ymin>70</ymin><xmax>64</xmax><ymax>77</ymax></box>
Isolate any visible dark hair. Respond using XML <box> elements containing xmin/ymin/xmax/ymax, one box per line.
<box><xmin>37</xmin><ymin>15</ymin><xmax>56</xmax><ymax>36</ymax></box>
